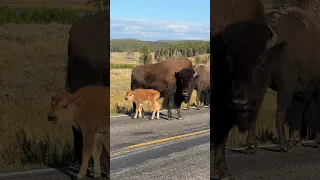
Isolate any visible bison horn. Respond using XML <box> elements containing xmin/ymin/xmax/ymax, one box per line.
<box><xmin>266</xmin><ymin>24</ymin><xmax>278</xmax><ymax>50</ymax></box>
<box><xmin>193</xmin><ymin>70</ymin><xmax>198</xmax><ymax>77</ymax></box>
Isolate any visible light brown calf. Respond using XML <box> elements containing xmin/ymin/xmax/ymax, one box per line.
<box><xmin>47</xmin><ymin>86</ymin><xmax>110</xmax><ymax>180</ymax></box>
<box><xmin>125</xmin><ymin>89</ymin><xmax>161</xmax><ymax>120</ymax></box>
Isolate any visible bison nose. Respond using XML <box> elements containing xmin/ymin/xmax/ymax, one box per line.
<box><xmin>125</xmin><ymin>97</ymin><xmax>128</xmax><ymax>100</ymax></box>
<box><xmin>48</xmin><ymin>115</ymin><xmax>57</xmax><ymax>123</ymax></box>
<box><xmin>232</xmin><ymin>99</ymin><xmax>248</xmax><ymax>105</ymax></box>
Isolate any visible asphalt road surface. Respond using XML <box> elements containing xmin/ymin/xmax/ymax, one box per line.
<box><xmin>211</xmin><ymin>142</ymin><xmax>320</xmax><ymax>180</ymax></box>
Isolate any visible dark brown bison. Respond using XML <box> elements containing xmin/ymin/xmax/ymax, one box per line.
<box><xmin>130</xmin><ymin>58</ymin><xmax>193</xmax><ymax>120</ymax></box>
<box><xmin>211</xmin><ymin>0</ymin><xmax>278</xmax><ymax>179</ymax></box>
<box><xmin>66</xmin><ymin>11</ymin><xmax>110</xmax><ymax>177</ymax></box>
<box><xmin>243</xmin><ymin>4</ymin><xmax>320</xmax><ymax>155</ymax></box>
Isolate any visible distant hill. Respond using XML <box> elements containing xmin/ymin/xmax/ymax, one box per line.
<box><xmin>110</xmin><ymin>38</ymin><xmax>209</xmax><ymax>52</ymax></box>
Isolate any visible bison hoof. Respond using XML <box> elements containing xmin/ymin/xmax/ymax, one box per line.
<box><xmin>279</xmin><ymin>144</ymin><xmax>291</xmax><ymax>152</ymax></box>
<box><xmin>177</xmin><ymin>117</ymin><xmax>183</xmax><ymax>120</ymax></box>
<box><xmin>168</xmin><ymin>117</ymin><xmax>174</xmax><ymax>120</ymax></box>
<box><xmin>246</xmin><ymin>145</ymin><xmax>259</xmax><ymax>155</ymax></box>
<box><xmin>288</xmin><ymin>139</ymin><xmax>301</xmax><ymax>147</ymax></box>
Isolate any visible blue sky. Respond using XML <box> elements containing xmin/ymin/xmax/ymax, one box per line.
<box><xmin>110</xmin><ymin>0</ymin><xmax>210</xmax><ymax>41</ymax></box>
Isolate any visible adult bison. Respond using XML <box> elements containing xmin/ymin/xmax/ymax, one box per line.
<box><xmin>193</xmin><ymin>64</ymin><xmax>210</xmax><ymax>109</ymax></box>
<box><xmin>186</xmin><ymin>64</ymin><xmax>210</xmax><ymax>109</ymax></box>
<box><xmin>244</xmin><ymin>4</ymin><xmax>320</xmax><ymax>155</ymax></box>
<box><xmin>66</xmin><ymin>11</ymin><xmax>110</xmax><ymax>176</ymax></box>
<box><xmin>211</xmin><ymin>0</ymin><xmax>278</xmax><ymax>179</ymax></box>
<box><xmin>130</xmin><ymin>58</ymin><xmax>193</xmax><ymax>120</ymax></box>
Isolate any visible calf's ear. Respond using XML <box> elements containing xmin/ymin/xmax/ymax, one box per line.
<box><xmin>71</xmin><ymin>95</ymin><xmax>82</xmax><ymax>105</ymax></box>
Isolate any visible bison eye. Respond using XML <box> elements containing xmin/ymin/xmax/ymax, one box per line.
<box><xmin>63</xmin><ymin>105</ymin><xmax>68</xmax><ymax>108</ymax></box>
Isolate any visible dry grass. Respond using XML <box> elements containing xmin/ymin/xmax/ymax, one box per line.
<box><xmin>0</xmin><ymin>23</ymin><xmax>74</xmax><ymax>172</ymax></box>
<box><xmin>111</xmin><ymin>52</ymin><xmax>155</xmax><ymax>65</ymax></box>
<box><xmin>110</xmin><ymin>69</ymin><xmax>197</xmax><ymax>116</ymax></box>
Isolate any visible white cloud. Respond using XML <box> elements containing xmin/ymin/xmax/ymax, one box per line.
<box><xmin>110</xmin><ymin>18</ymin><xmax>209</xmax><ymax>41</ymax></box>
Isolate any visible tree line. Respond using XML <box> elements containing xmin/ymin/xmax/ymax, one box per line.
<box><xmin>110</xmin><ymin>39</ymin><xmax>209</xmax><ymax>52</ymax></box>
<box><xmin>154</xmin><ymin>41</ymin><xmax>210</xmax><ymax>62</ymax></box>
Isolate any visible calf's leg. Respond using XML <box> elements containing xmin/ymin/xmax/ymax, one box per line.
<box><xmin>196</xmin><ymin>90</ymin><xmax>201</xmax><ymax>110</ymax></box>
<box><xmin>151</xmin><ymin>102</ymin><xmax>156</xmax><ymax>120</ymax></box>
<box><xmin>77</xmin><ymin>133</ymin><xmax>93</xmax><ymax>180</ymax></box>
<box><xmin>133</xmin><ymin>103</ymin><xmax>139</xmax><ymax>119</ymax></box>
<box><xmin>92</xmin><ymin>133</ymin><xmax>103</xmax><ymax>178</ymax></box>
<box><xmin>72</xmin><ymin>126</ymin><xmax>83</xmax><ymax>166</ymax></box>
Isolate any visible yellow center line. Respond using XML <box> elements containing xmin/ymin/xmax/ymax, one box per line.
<box><xmin>111</xmin><ymin>129</ymin><xmax>210</xmax><ymax>156</ymax></box>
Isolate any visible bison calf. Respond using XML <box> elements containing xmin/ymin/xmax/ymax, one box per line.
<box><xmin>48</xmin><ymin>86</ymin><xmax>110</xmax><ymax>180</ymax></box>
<box><xmin>125</xmin><ymin>89</ymin><xmax>161</xmax><ymax>120</ymax></box>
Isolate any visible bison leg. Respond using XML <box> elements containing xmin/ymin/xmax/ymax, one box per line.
<box><xmin>288</xmin><ymin>128</ymin><xmax>302</xmax><ymax>150</ymax></box>
<box><xmin>92</xmin><ymin>134</ymin><xmax>103</xmax><ymax>178</ymax></box>
<box><xmin>246</xmin><ymin>87</ymin><xmax>266</xmax><ymax>155</ymax></box>
<box><xmin>133</xmin><ymin>103</ymin><xmax>139</xmax><ymax>118</ymax></box>
<box><xmin>177</xmin><ymin>107</ymin><xmax>183</xmax><ymax>120</ymax></box>
<box><xmin>77</xmin><ymin>133</ymin><xmax>93</xmax><ymax>180</ymax></box>
<box><xmin>72</xmin><ymin>126</ymin><xmax>84</xmax><ymax>166</ymax></box>
<box><xmin>315</xmin><ymin>131</ymin><xmax>320</xmax><ymax>148</ymax></box>
<box><xmin>212</xmin><ymin>120</ymin><xmax>233</xmax><ymax>179</ymax></box>
<box><xmin>167</xmin><ymin>109</ymin><xmax>173</xmax><ymax>120</ymax></box>
<box><xmin>276</xmin><ymin>92</ymin><xmax>293</xmax><ymax>152</ymax></box>
<box><xmin>196</xmin><ymin>91</ymin><xmax>201</xmax><ymax>110</ymax></box>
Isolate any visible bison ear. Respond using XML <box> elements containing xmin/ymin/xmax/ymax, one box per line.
<box><xmin>175</xmin><ymin>72</ymin><xmax>179</xmax><ymax>78</ymax></box>
<box><xmin>72</xmin><ymin>95</ymin><xmax>82</xmax><ymax>105</ymax></box>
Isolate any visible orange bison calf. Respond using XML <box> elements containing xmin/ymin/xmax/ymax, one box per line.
<box><xmin>125</xmin><ymin>89</ymin><xmax>161</xmax><ymax>120</ymax></box>
<box><xmin>48</xmin><ymin>86</ymin><xmax>110</xmax><ymax>180</ymax></box>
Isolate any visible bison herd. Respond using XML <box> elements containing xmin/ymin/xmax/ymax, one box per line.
<box><xmin>130</xmin><ymin>57</ymin><xmax>210</xmax><ymax>120</ymax></box>
<box><xmin>212</xmin><ymin>0</ymin><xmax>320</xmax><ymax>179</ymax></box>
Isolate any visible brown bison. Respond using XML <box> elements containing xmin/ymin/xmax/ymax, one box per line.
<box><xmin>66</xmin><ymin>11</ymin><xmax>110</xmax><ymax>175</ymax></box>
<box><xmin>193</xmin><ymin>64</ymin><xmax>210</xmax><ymax>109</ymax></box>
<box><xmin>130</xmin><ymin>58</ymin><xmax>193</xmax><ymax>120</ymax></box>
<box><xmin>125</xmin><ymin>89</ymin><xmax>161</xmax><ymax>120</ymax></box>
<box><xmin>48</xmin><ymin>86</ymin><xmax>110</xmax><ymax>180</ymax></box>
<box><xmin>211</xmin><ymin>0</ymin><xmax>278</xmax><ymax>179</ymax></box>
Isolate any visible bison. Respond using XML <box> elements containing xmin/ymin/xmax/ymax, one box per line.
<box><xmin>48</xmin><ymin>86</ymin><xmax>110</xmax><ymax>180</ymax></box>
<box><xmin>211</xmin><ymin>0</ymin><xmax>278</xmax><ymax>179</ymax></box>
<box><xmin>125</xmin><ymin>89</ymin><xmax>161</xmax><ymax>120</ymax></box>
<box><xmin>243</xmin><ymin>4</ymin><xmax>320</xmax><ymax>155</ymax></box>
<box><xmin>130</xmin><ymin>58</ymin><xmax>193</xmax><ymax>120</ymax></box>
<box><xmin>66</xmin><ymin>11</ymin><xmax>110</xmax><ymax>175</ymax></box>
<box><xmin>193</xmin><ymin>64</ymin><xmax>210</xmax><ymax>109</ymax></box>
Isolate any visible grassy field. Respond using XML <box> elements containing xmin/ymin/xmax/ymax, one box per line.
<box><xmin>0</xmin><ymin>23</ymin><xmax>73</xmax><ymax>172</ymax></box>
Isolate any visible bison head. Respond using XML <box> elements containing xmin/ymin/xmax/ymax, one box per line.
<box><xmin>175</xmin><ymin>68</ymin><xmax>199</xmax><ymax>103</ymax></box>
<box><xmin>217</xmin><ymin>22</ymin><xmax>278</xmax><ymax>112</ymax></box>
<box><xmin>125</xmin><ymin>91</ymin><xmax>135</xmax><ymax>101</ymax></box>
<box><xmin>48</xmin><ymin>92</ymin><xmax>82</xmax><ymax>124</ymax></box>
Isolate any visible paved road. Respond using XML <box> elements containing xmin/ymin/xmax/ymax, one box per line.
<box><xmin>0</xmin><ymin>108</ymin><xmax>210</xmax><ymax>180</ymax></box>
<box><xmin>110</xmin><ymin>107</ymin><xmax>210</xmax><ymax>152</ymax></box>
<box><xmin>211</xmin><ymin>142</ymin><xmax>320</xmax><ymax>180</ymax></box>
<box><xmin>111</xmin><ymin>132</ymin><xmax>210</xmax><ymax>180</ymax></box>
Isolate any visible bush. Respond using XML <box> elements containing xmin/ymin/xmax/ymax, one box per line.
<box><xmin>110</xmin><ymin>64</ymin><xmax>137</xmax><ymax>69</ymax></box>
<box><xmin>0</xmin><ymin>6</ymin><xmax>93</xmax><ymax>24</ymax></box>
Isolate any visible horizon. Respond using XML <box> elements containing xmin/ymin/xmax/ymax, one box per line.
<box><xmin>110</xmin><ymin>0</ymin><xmax>209</xmax><ymax>41</ymax></box>
<box><xmin>110</xmin><ymin>38</ymin><xmax>210</xmax><ymax>42</ymax></box>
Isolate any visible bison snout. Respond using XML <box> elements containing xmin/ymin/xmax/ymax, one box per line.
<box><xmin>182</xmin><ymin>92</ymin><xmax>188</xmax><ymax>96</ymax></box>
<box><xmin>48</xmin><ymin>115</ymin><xmax>57</xmax><ymax>123</ymax></box>
<box><xmin>232</xmin><ymin>99</ymin><xmax>248</xmax><ymax>105</ymax></box>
